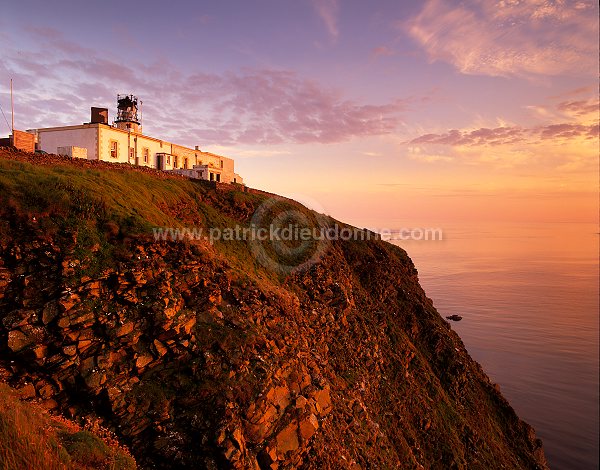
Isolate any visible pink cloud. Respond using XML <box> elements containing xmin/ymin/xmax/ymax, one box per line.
<box><xmin>312</xmin><ymin>0</ymin><xmax>340</xmax><ymax>40</ymax></box>
<box><xmin>1</xmin><ymin>28</ymin><xmax>410</xmax><ymax>145</ymax></box>
<box><xmin>556</xmin><ymin>99</ymin><xmax>600</xmax><ymax>117</ymax></box>
<box><xmin>371</xmin><ymin>46</ymin><xmax>395</xmax><ymax>58</ymax></box>
<box><xmin>410</xmin><ymin>126</ymin><xmax>525</xmax><ymax>146</ymax></box>
<box><xmin>538</xmin><ymin>123</ymin><xmax>599</xmax><ymax>140</ymax></box>
<box><xmin>409</xmin><ymin>122</ymin><xmax>598</xmax><ymax>147</ymax></box>
<box><xmin>405</xmin><ymin>0</ymin><xmax>598</xmax><ymax>78</ymax></box>
<box><xmin>25</xmin><ymin>26</ymin><xmax>93</xmax><ymax>57</ymax></box>
<box><xmin>175</xmin><ymin>69</ymin><xmax>407</xmax><ymax>144</ymax></box>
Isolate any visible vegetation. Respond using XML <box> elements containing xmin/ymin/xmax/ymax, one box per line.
<box><xmin>0</xmin><ymin>155</ymin><xmax>338</xmax><ymax>284</ymax></box>
<box><xmin>0</xmin><ymin>383</ymin><xmax>136</xmax><ymax>470</ymax></box>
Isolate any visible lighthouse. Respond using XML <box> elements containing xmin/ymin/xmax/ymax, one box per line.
<box><xmin>114</xmin><ymin>94</ymin><xmax>140</xmax><ymax>133</ymax></box>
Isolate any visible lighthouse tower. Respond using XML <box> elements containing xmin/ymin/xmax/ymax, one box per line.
<box><xmin>114</xmin><ymin>94</ymin><xmax>140</xmax><ymax>133</ymax></box>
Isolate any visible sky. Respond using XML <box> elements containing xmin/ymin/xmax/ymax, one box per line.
<box><xmin>1</xmin><ymin>0</ymin><xmax>598</xmax><ymax>227</ymax></box>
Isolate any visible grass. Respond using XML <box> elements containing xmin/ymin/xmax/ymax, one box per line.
<box><xmin>0</xmin><ymin>383</ymin><xmax>136</xmax><ymax>470</ymax></box>
<box><xmin>0</xmin><ymin>159</ymin><xmax>196</xmax><ymax>230</ymax></box>
<box><xmin>0</xmin><ymin>155</ymin><xmax>355</xmax><ymax>285</ymax></box>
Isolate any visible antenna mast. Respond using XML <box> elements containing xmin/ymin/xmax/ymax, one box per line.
<box><xmin>10</xmin><ymin>79</ymin><xmax>14</xmax><ymax>133</ymax></box>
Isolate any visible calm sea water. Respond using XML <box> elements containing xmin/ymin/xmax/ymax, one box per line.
<box><xmin>393</xmin><ymin>222</ymin><xmax>599</xmax><ymax>470</ymax></box>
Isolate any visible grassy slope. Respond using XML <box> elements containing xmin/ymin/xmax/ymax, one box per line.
<box><xmin>0</xmin><ymin>155</ymin><xmax>270</xmax><ymax>278</ymax></box>
<box><xmin>0</xmin><ymin>153</ymin><xmax>339</xmax><ymax>287</ymax></box>
<box><xmin>0</xmin><ymin>383</ymin><xmax>136</xmax><ymax>470</ymax></box>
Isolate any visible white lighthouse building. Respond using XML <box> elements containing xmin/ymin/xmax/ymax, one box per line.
<box><xmin>29</xmin><ymin>95</ymin><xmax>243</xmax><ymax>184</ymax></box>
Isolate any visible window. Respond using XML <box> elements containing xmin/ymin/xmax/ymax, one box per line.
<box><xmin>174</xmin><ymin>156</ymin><xmax>178</xmax><ymax>168</ymax></box>
<box><xmin>184</xmin><ymin>158</ymin><xmax>188</xmax><ymax>169</ymax></box>
<box><xmin>143</xmin><ymin>148</ymin><xmax>149</xmax><ymax>163</ymax></box>
<box><xmin>129</xmin><ymin>148</ymin><xmax>134</xmax><ymax>160</ymax></box>
<box><xmin>110</xmin><ymin>141</ymin><xmax>118</xmax><ymax>158</ymax></box>
<box><xmin>166</xmin><ymin>155</ymin><xmax>170</xmax><ymax>165</ymax></box>
<box><xmin>216</xmin><ymin>174</ymin><xmax>221</xmax><ymax>182</ymax></box>
<box><xmin>220</xmin><ymin>159</ymin><xmax>224</xmax><ymax>169</ymax></box>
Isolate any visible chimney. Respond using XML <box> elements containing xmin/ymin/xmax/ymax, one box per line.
<box><xmin>91</xmin><ymin>107</ymin><xmax>109</xmax><ymax>125</ymax></box>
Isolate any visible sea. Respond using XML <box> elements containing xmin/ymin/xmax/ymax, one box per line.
<box><xmin>392</xmin><ymin>222</ymin><xmax>599</xmax><ymax>470</ymax></box>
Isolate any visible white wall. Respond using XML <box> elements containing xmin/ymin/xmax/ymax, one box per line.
<box><xmin>38</xmin><ymin>126</ymin><xmax>98</xmax><ymax>160</ymax></box>
<box><xmin>98</xmin><ymin>126</ymin><xmax>132</xmax><ymax>165</ymax></box>
<box><xmin>98</xmin><ymin>127</ymin><xmax>176</xmax><ymax>169</ymax></box>
<box><xmin>36</xmin><ymin>124</ymin><xmax>243</xmax><ymax>184</ymax></box>
<box><xmin>136</xmin><ymin>135</ymin><xmax>170</xmax><ymax>169</ymax></box>
<box><xmin>195</xmin><ymin>152</ymin><xmax>237</xmax><ymax>183</ymax></box>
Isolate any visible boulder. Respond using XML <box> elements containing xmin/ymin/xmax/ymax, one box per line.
<box><xmin>313</xmin><ymin>386</ymin><xmax>332</xmax><ymax>416</ymax></box>
<box><xmin>298</xmin><ymin>414</ymin><xmax>319</xmax><ymax>441</ymax></box>
<box><xmin>136</xmin><ymin>354</ymin><xmax>153</xmax><ymax>371</ymax></box>
<box><xmin>276</xmin><ymin>422</ymin><xmax>299</xmax><ymax>456</ymax></box>
<box><xmin>8</xmin><ymin>329</ymin><xmax>33</xmax><ymax>352</ymax></box>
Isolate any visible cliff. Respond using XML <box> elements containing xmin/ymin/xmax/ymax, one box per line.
<box><xmin>0</xmin><ymin>148</ymin><xmax>547</xmax><ymax>469</ymax></box>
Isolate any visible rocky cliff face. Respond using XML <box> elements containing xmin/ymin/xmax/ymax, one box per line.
<box><xmin>0</xmin><ymin>149</ymin><xmax>547</xmax><ymax>469</ymax></box>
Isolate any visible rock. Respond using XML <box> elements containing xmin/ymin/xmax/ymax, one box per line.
<box><xmin>36</xmin><ymin>380</ymin><xmax>55</xmax><ymax>399</ymax></box>
<box><xmin>298</xmin><ymin>414</ymin><xmax>319</xmax><ymax>441</ymax></box>
<box><xmin>58</xmin><ymin>294</ymin><xmax>80</xmax><ymax>312</ymax></box>
<box><xmin>38</xmin><ymin>399</ymin><xmax>59</xmax><ymax>411</ymax></box>
<box><xmin>313</xmin><ymin>386</ymin><xmax>332</xmax><ymax>416</ymax></box>
<box><xmin>267</xmin><ymin>385</ymin><xmax>290</xmax><ymax>411</ymax></box>
<box><xmin>8</xmin><ymin>330</ymin><xmax>32</xmax><ymax>352</ymax></box>
<box><xmin>57</xmin><ymin>316</ymin><xmax>71</xmax><ymax>329</ymax></box>
<box><xmin>136</xmin><ymin>354</ymin><xmax>153</xmax><ymax>370</ymax></box>
<box><xmin>446</xmin><ymin>314</ymin><xmax>463</xmax><ymax>321</ymax></box>
<box><xmin>42</xmin><ymin>303</ymin><xmax>59</xmax><ymax>324</ymax></box>
<box><xmin>33</xmin><ymin>345</ymin><xmax>48</xmax><ymax>360</ymax></box>
<box><xmin>84</xmin><ymin>369</ymin><xmax>107</xmax><ymax>388</ymax></box>
<box><xmin>276</xmin><ymin>422</ymin><xmax>299</xmax><ymax>455</ymax></box>
<box><xmin>221</xmin><ymin>427</ymin><xmax>247</xmax><ymax>463</ymax></box>
<box><xmin>116</xmin><ymin>322</ymin><xmax>134</xmax><ymax>337</ymax></box>
<box><xmin>153</xmin><ymin>339</ymin><xmax>168</xmax><ymax>357</ymax></box>
<box><xmin>79</xmin><ymin>356</ymin><xmax>96</xmax><ymax>375</ymax></box>
<box><xmin>232</xmin><ymin>427</ymin><xmax>245</xmax><ymax>451</ymax></box>
<box><xmin>85</xmin><ymin>280</ymin><xmax>103</xmax><ymax>297</ymax></box>
<box><xmin>163</xmin><ymin>305</ymin><xmax>178</xmax><ymax>319</ymax></box>
<box><xmin>223</xmin><ymin>438</ymin><xmax>241</xmax><ymax>461</ymax></box>
<box><xmin>77</xmin><ymin>339</ymin><xmax>94</xmax><ymax>353</ymax></box>
<box><xmin>259</xmin><ymin>446</ymin><xmax>279</xmax><ymax>469</ymax></box>
<box><xmin>68</xmin><ymin>311</ymin><xmax>94</xmax><ymax>327</ymax></box>
<box><xmin>247</xmin><ymin>405</ymin><xmax>279</xmax><ymax>442</ymax></box>
<box><xmin>295</xmin><ymin>396</ymin><xmax>308</xmax><ymax>409</ymax></box>
<box><xmin>18</xmin><ymin>382</ymin><xmax>37</xmax><ymax>399</ymax></box>
<box><xmin>63</xmin><ymin>344</ymin><xmax>77</xmax><ymax>356</ymax></box>
<box><xmin>181</xmin><ymin>317</ymin><xmax>196</xmax><ymax>335</ymax></box>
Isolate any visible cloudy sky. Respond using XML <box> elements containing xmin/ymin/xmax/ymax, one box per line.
<box><xmin>1</xmin><ymin>0</ymin><xmax>598</xmax><ymax>226</ymax></box>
